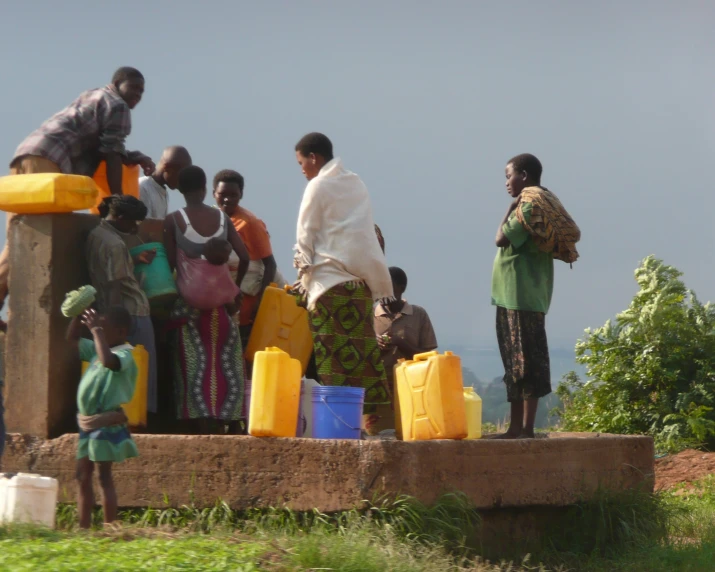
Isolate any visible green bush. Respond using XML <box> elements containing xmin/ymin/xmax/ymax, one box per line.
<box><xmin>555</xmin><ymin>255</ymin><xmax>715</xmax><ymax>453</ymax></box>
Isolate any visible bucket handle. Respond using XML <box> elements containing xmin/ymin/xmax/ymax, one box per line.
<box><xmin>320</xmin><ymin>397</ymin><xmax>361</xmax><ymax>431</ymax></box>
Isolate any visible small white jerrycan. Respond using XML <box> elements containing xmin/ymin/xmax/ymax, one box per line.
<box><xmin>0</xmin><ymin>473</ymin><xmax>59</xmax><ymax>528</ymax></box>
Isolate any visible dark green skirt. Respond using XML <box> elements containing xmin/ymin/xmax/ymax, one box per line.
<box><xmin>308</xmin><ymin>282</ymin><xmax>389</xmax><ymax>406</ymax></box>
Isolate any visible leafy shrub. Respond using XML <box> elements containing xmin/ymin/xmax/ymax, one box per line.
<box><xmin>555</xmin><ymin>256</ymin><xmax>715</xmax><ymax>452</ymax></box>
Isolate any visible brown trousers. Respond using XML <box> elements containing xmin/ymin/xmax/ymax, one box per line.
<box><xmin>0</xmin><ymin>156</ymin><xmax>61</xmax><ymax>300</ymax></box>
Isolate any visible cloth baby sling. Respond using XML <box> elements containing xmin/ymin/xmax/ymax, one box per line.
<box><xmin>515</xmin><ymin>186</ymin><xmax>581</xmax><ymax>265</ymax></box>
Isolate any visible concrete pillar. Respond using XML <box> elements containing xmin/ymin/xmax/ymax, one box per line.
<box><xmin>3</xmin><ymin>214</ymin><xmax>165</xmax><ymax>438</ymax></box>
<box><xmin>5</xmin><ymin>214</ymin><xmax>99</xmax><ymax>438</ymax></box>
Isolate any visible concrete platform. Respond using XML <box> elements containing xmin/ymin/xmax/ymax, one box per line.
<box><xmin>2</xmin><ymin>432</ymin><xmax>654</xmax><ymax>511</ymax></box>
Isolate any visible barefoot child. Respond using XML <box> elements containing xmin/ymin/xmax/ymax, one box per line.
<box><xmin>67</xmin><ymin>307</ymin><xmax>139</xmax><ymax>529</ymax></box>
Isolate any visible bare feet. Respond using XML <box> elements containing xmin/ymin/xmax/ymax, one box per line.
<box><xmin>519</xmin><ymin>430</ymin><xmax>536</xmax><ymax>439</ymax></box>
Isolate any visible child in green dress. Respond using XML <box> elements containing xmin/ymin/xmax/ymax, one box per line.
<box><xmin>67</xmin><ymin>306</ymin><xmax>139</xmax><ymax>529</ymax></box>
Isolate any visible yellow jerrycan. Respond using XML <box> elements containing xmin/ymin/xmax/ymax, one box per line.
<box><xmin>394</xmin><ymin>351</ymin><xmax>467</xmax><ymax>441</ymax></box>
<box><xmin>245</xmin><ymin>284</ymin><xmax>312</xmax><ymax>375</ymax></box>
<box><xmin>463</xmin><ymin>386</ymin><xmax>483</xmax><ymax>439</ymax></box>
<box><xmin>0</xmin><ymin>173</ymin><xmax>98</xmax><ymax>214</ymax></box>
<box><xmin>249</xmin><ymin>347</ymin><xmax>302</xmax><ymax>437</ymax></box>
<box><xmin>81</xmin><ymin>344</ymin><xmax>149</xmax><ymax>430</ymax></box>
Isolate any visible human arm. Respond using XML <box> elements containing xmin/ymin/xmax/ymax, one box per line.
<box><xmin>293</xmin><ymin>181</ymin><xmax>322</xmax><ymax>277</ymax></box>
<box><xmin>163</xmin><ymin>215</ymin><xmax>177</xmax><ymax>271</ymax></box>
<box><xmin>125</xmin><ymin>151</ymin><xmax>155</xmax><ymax>176</ymax></box>
<box><xmin>81</xmin><ymin>309</ymin><xmax>121</xmax><ymax>371</ymax></box>
<box><xmin>495</xmin><ymin>197</ymin><xmax>522</xmax><ymax>247</ymax></box>
<box><xmin>105</xmin><ymin>152</ymin><xmax>125</xmax><ymax>196</ymax></box>
<box><xmin>133</xmin><ymin>249</ymin><xmax>156</xmax><ymax>265</ymax></box>
<box><xmin>66</xmin><ymin>314</ymin><xmax>84</xmax><ymax>350</ymax></box>
<box><xmin>496</xmin><ymin>201</ymin><xmax>533</xmax><ymax>249</ymax></box>
<box><xmin>226</xmin><ymin>221</ymin><xmax>250</xmax><ymax>289</ymax></box>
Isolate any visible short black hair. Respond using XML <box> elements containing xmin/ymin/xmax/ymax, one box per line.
<box><xmin>389</xmin><ymin>267</ymin><xmax>408</xmax><ymax>289</ymax></box>
<box><xmin>112</xmin><ymin>67</ymin><xmax>144</xmax><ymax>86</ymax></box>
<box><xmin>507</xmin><ymin>153</ymin><xmax>543</xmax><ymax>184</ymax></box>
<box><xmin>178</xmin><ymin>165</ymin><xmax>207</xmax><ymax>194</ymax></box>
<box><xmin>105</xmin><ymin>306</ymin><xmax>132</xmax><ymax>332</ymax></box>
<box><xmin>295</xmin><ymin>132</ymin><xmax>334</xmax><ymax>161</ymax></box>
<box><xmin>213</xmin><ymin>169</ymin><xmax>244</xmax><ymax>192</ymax></box>
<box><xmin>97</xmin><ymin>195</ymin><xmax>147</xmax><ymax>221</ymax></box>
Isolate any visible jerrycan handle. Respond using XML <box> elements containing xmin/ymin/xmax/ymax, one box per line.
<box><xmin>265</xmin><ymin>347</ymin><xmax>287</xmax><ymax>353</ymax></box>
<box><xmin>413</xmin><ymin>350</ymin><xmax>454</xmax><ymax>361</ymax></box>
<box><xmin>413</xmin><ymin>351</ymin><xmax>438</xmax><ymax>361</ymax></box>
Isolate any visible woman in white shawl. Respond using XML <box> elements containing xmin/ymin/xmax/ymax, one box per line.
<box><xmin>293</xmin><ymin>132</ymin><xmax>394</xmax><ymax>416</ymax></box>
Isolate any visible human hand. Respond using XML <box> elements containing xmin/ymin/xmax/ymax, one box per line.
<box><xmin>134</xmin><ymin>248</ymin><xmax>157</xmax><ymax>265</ymax></box>
<box><xmin>377</xmin><ymin>334</ymin><xmax>392</xmax><ymax>350</ymax></box>
<box><xmin>81</xmin><ymin>308</ymin><xmax>101</xmax><ymax>331</ymax></box>
<box><xmin>133</xmin><ymin>154</ymin><xmax>155</xmax><ymax>176</ymax></box>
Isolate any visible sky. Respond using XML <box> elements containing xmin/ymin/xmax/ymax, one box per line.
<box><xmin>1</xmin><ymin>1</ymin><xmax>713</xmax><ymax>350</ymax></box>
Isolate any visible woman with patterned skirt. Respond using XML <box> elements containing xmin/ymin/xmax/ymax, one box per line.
<box><xmin>293</xmin><ymin>133</ymin><xmax>394</xmax><ymax>431</ymax></box>
<box><xmin>164</xmin><ymin>166</ymin><xmax>250</xmax><ymax>432</ymax></box>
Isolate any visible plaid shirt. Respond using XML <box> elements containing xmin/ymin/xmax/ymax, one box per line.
<box><xmin>12</xmin><ymin>85</ymin><xmax>131</xmax><ymax>176</ymax></box>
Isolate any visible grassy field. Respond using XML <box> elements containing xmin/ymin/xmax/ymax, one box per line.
<box><xmin>1</xmin><ymin>479</ymin><xmax>714</xmax><ymax>571</ymax></box>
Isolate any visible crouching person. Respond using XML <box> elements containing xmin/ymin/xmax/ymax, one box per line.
<box><xmin>67</xmin><ymin>307</ymin><xmax>139</xmax><ymax>529</ymax></box>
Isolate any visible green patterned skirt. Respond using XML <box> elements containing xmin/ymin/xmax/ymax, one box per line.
<box><xmin>308</xmin><ymin>282</ymin><xmax>389</xmax><ymax>406</ymax></box>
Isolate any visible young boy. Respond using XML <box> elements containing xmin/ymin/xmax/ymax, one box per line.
<box><xmin>374</xmin><ymin>267</ymin><xmax>438</xmax><ymax>433</ymax></box>
<box><xmin>491</xmin><ymin>153</ymin><xmax>554</xmax><ymax>439</ymax></box>
<box><xmin>67</xmin><ymin>307</ymin><xmax>139</xmax><ymax>529</ymax></box>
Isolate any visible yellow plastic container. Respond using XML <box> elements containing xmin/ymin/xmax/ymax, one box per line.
<box><xmin>249</xmin><ymin>347</ymin><xmax>301</xmax><ymax>437</ymax></box>
<box><xmin>245</xmin><ymin>284</ymin><xmax>312</xmax><ymax>375</ymax></box>
<box><xmin>463</xmin><ymin>386</ymin><xmax>483</xmax><ymax>439</ymax></box>
<box><xmin>0</xmin><ymin>173</ymin><xmax>98</xmax><ymax>214</ymax></box>
<box><xmin>394</xmin><ymin>351</ymin><xmax>467</xmax><ymax>441</ymax></box>
<box><xmin>81</xmin><ymin>344</ymin><xmax>149</xmax><ymax>429</ymax></box>
<box><xmin>90</xmin><ymin>162</ymin><xmax>140</xmax><ymax>215</ymax></box>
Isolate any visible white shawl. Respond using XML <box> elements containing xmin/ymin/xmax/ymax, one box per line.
<box><xmin>293</xmin><ymin>158</ymin><xmax>394</xmax><ymax>311</ymax></box>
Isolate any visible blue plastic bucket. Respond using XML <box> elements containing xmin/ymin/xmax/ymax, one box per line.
<box><xmin>129</xmin><ymin>242</ymin><xmax>177</xmax><ymax>307</ymax></box>
<box><xmin>311</xmin><ymin>386</ymin><xmax>364</xmax><ymax>440</ymax></box>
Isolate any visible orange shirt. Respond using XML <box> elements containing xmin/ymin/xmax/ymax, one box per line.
<box><xmin>229</xmin><ymin>206</ymin><xmax>273</xmax><ymax>261</ymax></box>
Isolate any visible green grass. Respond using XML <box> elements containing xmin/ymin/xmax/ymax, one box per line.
<box><xmin>2</xmin><ymin>483</ymin><xmax>715</xmax><ymax>571</ymax></box>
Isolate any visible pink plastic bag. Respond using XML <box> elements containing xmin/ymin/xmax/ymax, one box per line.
<box><xmin>176</xmin><ymin>249</ymin><xmax>239</xmax><ymax>310</ymax></box>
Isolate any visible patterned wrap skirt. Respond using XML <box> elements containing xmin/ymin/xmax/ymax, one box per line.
<box><xmin>496</xmin><ymin>306</ymin><xmax>552</xmax><ymax>403</ymax></box>
<box><xmin>308</xmin><ymin>282</ymin><xmax>389</xmax><ymax>406</ymax></box>
<box><xmin>168</xmin><ymin>298</ymin><xmax>245</xmax><ymax>421</ymax></box>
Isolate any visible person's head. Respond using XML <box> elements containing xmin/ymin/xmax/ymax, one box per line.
<box><xmin>177</xmin><ymin>165</ymin><xmax>207</xmax><ymax>203</ymax></box>
<box><xmin>111</xmin><ymin>67</ymin><xmax>145</xmax><ymax>110</ymax></box>
<box><xmin>204</xmin><ymin>237</ymin><xmax>232</xmax><ymax>266</ymax></box>
<box><xmin>389</xmin><ymin>266</ymin><xmax>408</xmax><ymax>300</ymax></box>
<box><xmin>98</xmin><ymin>195</ymin><xmax>148</xmax><ymax>234</ymax></box>
<box><xmin>99</xmin><ymin>306</ymin><xmax>132</xmax><ymax>347</ymax></box>
<box><xmin>156</xmin><ymin>146</ymin><xmax>192</xmax><ymax>189</ymax></box>
<box><xmin>505</xmin><ymin>153</ymin><xmax>542</xmax><ymax>198</ymax></box>
<box><xmin>212</xmin><ymin>169</ymin><xmax>245</xmax><ymax>216</ymax></box>
<box><xmin>295</xmin><ymin>132</ymin><xmax>334</xmax><ymax>180</ymax></box>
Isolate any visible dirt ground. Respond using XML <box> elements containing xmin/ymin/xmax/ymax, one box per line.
<box><xmin>655</xmin><ymin>449</ymin><xmax>715</xmax><ymax>491</ymax></box>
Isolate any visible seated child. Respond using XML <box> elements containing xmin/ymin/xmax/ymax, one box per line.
<box><xmin>66</xmin><ymin>306</ymin><xmax>139</xmax><ymax>529</ymax></box>
<box><xmin>204</xmin><ymin>237</ymin><xmax>232</xmax><ymax>266</ymax></box>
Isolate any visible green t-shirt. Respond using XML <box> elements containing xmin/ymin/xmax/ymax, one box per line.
<box><xmin>77</xmin><ymin>339</ymin><xmax>137</xmax><ymax>416</ymax></box>
<box><xmin>491</xmin><ymin>202</ymin><xmax>554</xmax><ymax>314</ymax></box>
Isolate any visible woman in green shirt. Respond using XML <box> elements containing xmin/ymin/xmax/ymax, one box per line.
<box><xmin>491</xmin><ymin>154</ymin><xmax>553</xmax><ymax>439</ymax></box>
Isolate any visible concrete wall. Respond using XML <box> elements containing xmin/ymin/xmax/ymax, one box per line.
<box><xmin>2</xmin><ymin>432</ymin><xmax>654</xmax><ymax>511</ymax></box>
<box><xmin>4</xmin><ymin>214</ymin><xmax>164</xmax><ymax>438</ymax></box>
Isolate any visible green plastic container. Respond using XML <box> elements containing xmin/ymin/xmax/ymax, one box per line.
<box><xmin>130</xmin><ymin>242</ymin><xmax>177</xmax><ymax>308</ymax></box>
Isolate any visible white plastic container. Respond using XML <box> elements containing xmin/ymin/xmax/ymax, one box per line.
<box><xmin>0</xmin><ymin>473</ymin><xmax>59</xmax><ymax>527</ymax></box>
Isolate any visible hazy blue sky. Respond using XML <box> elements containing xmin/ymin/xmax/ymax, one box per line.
<box><xmin>1</xmin><ymin>1</ymin><xmax>713</xmax><ymax>349</ymax></box>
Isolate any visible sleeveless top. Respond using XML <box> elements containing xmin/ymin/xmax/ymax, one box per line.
<box><xmin>174</xmin><ymin>208</ymin><xmax>228</xmax><ymax>259</ymax></box>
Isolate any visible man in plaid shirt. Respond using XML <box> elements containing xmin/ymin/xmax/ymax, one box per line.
<box><xmin>0</xmin><ymin>66</ymin><xmax>155</xmax><ymax>305</ymax></box>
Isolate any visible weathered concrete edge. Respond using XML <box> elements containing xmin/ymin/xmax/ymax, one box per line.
<box><xmin>2</xmin><ymin>432</ymin><xmax>655</xmax><ymax>512</ymax></box>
